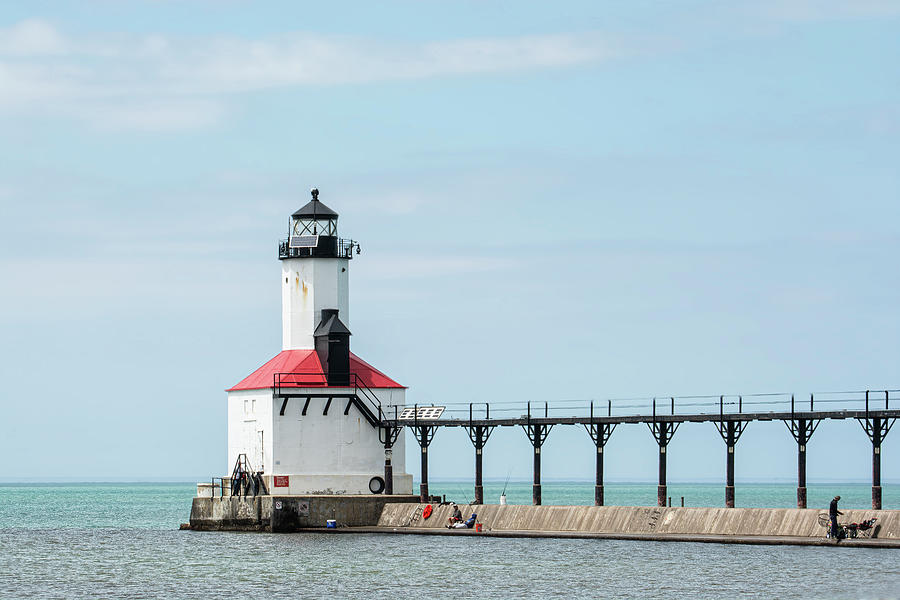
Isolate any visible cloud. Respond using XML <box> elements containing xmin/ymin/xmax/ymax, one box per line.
<box><xmin>169</xmin><ymin>31</ymin><xmax>623</xmax><ymax>91</ymax></box>
<box><xmin>73</xmin><ymin>99</ymin><xmax>228</xmax><ymax>132</ymax></box>
<box><xmin>0</xmin><ymin>19</ymin><xmax>67</xmax><ymax>55</ymax></box>
<box><xmin>359</xmin><ymin>254</ymin><xmax>521</xmax><ymax>280</ymax></box>
<box><xmin>754</xmin><ymin>0</ymin><xmax>900</xmax><ymax>21</ymax></box>
<box><xmin>0</xmin><ymin>20</ymin><xmax>625</xmax><ymax>132</ymax></box>
<box><xmin>0</xmin><ymin>253</ymin><xmax>272</xmax><ymax>320</ymax></box>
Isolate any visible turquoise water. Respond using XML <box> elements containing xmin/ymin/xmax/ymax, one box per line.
<box><xmin>427</xmin><ymin>480</ymin><xmax>900</xmax><ymax>510</ymax></box>
<box><xmin>1</xmin><ymin>482</ymin><xmax>898</xmax><ymax>599</ymax></box>
<box><xmin>1</xmin><ymin>481</ymin><xmax>896</xmax><ymax>530</ymax></box>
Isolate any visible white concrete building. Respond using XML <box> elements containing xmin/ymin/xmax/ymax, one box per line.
<box><xmin>224</xmin><ymin>189</ymin><xmax>412</xmax><ymax>495</ymax></box>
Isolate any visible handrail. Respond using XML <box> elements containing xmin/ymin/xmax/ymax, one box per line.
<box><xmin>272</xmin><ymin>371</ymin><xmax>384</xmax><ymax>427</ymax></box>
<box><xmin>229</xmin><ymin>453</ymin><xmax>268</xmax><ymax>497</ymax></box>
<box><xmin>278</xmin><ymin>237</ymin><xmax>356</xmax><ymax>260</ymax></box>
<box><xmin>273</xmin><ymin>371</ymin><xmax>329</xmax><ymax>392</ymax></box>
<box><xmin>353</xmin><ymin>375</ymin><xmax>383</xmax><ymax>422</ymax></box>
<box><xmin>273</xmin><ymin>370</ymin><xmax>380</xmax><ymax>389</ymax></box>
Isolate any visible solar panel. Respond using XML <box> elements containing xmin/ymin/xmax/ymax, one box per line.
<box><xmin>290</xmin><ymin>235</ymin><xmax>319</xmax><ymax>248</ymax></box>
<box><xmin>397</xmin><ymin>406</ymin><xmax>445</xmax><ymax>420</ymax></box>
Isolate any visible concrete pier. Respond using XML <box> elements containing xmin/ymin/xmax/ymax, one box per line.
<box><xmin>377</xmin><ymin>503</ymin><xmax>900</xmax><ymax>543</ymax></box>
<box><xmin>190</xmin><ymin>496</ymin><xmax>900</xmax><ymax>547</ymax></box>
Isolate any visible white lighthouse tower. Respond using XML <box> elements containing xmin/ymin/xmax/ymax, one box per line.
<box><xmin>225</xmin><ymin>189</ymin><xmax>413</xmax><ymax>495</ymax></box>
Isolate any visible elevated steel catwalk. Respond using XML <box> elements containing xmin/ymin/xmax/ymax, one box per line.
<box><xmin>376</xmin><ymin>390</ymin><xmax>897</xmax><ymax>509</ymax></box>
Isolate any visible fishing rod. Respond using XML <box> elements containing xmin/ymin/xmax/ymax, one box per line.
<box><xmin>499</xmin><ymin>470</ymin><xmax>511</xmax><ymax>505</ymax></box>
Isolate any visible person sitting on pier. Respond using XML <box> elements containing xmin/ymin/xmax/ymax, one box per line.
<box><xmin>450</xmin><ymin>513</ymin><xmax>478</xmax><ymax>529</ymax></box>
<box><xmin>447</xmin><ymin>504</ymin><xmax>462</xmax><ymax>527</ymax></box>
<box><xmin>829</xmin><ymin>496</ymin><xmax>843</xmax><ymax>540</ymax></box>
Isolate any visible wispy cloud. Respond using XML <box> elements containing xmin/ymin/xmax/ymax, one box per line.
<box><xmin>2</xmin><ymin>5</ymin><xmax>892</xmax><ymax>133</ymax></box>
<box><xmin>360</xmin><ymin>254</ymin><xmax>521</xmax><ymax>280</ymax></box>
<box><xmin>0</xmin><ymin>18</ymin><xmax>67</xmax><ymax>55</ymax></box>
<box><xmin>752</xmin><ymin>0</ymin><xmax>900</xmax><ymax>21</ymax></box>
<box><xmin>0</xmin><ymin>19</ymin><xmax>625</xmax><ymax>131</ymax></box>
<box><xmin>69</xmin><ymin>99</ymin><xmax>229</xmax><ymax>132</ymax></box>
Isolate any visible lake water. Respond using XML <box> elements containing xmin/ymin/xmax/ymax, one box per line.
<box><xmin>1</xmin><ymin>482</ymin><xmax>898</xmax><ymax>599</ymax></box>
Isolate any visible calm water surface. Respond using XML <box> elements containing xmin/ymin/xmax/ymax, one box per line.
<box><xmin>1</xmin><ymin>482</ymin><xmax>898</xmax><ymax>599</ymax></box>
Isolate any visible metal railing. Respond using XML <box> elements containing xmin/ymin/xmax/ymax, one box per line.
<box><xmin>229</xmin><ymin>453</ymin><xmax>268</xmax><ymax>498</ymax></box>
<box><xmin>273</xmin><ymin>371</ymin><xmax>329</xmax><ymax>389</ymax></box>
<box><xmin>278</xmin><ymin>237</ymin><xmax>357</xmax><ymax>259</ymax></box>
<box><xmin>387</xmin><ymin>389</ymin><xmax>899</xmax><ymax>424</ymax></box>
<box><xmin>272</xmin><ymin>371</ymin><xmax>383</xmax><ymax>426</ymax></box>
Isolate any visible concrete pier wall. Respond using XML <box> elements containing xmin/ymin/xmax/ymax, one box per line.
<box><xmin>190</xmin><ymin>496</ymin><xmax>269</xmax><ymax>531</ymax></box>
<box><xmin>190</xmin><ymin>496</ymin><xmax>900</xmax><ymax>541</ymax></box>
<box><xmin>190</xmin><ymin>494</ymin><xmax>418</xmax><ymax>532</ymax></box>
<box><xmin>377</xmin><ymin>503</ymin><xmax>900</xmax><ymax>539</ymax></box>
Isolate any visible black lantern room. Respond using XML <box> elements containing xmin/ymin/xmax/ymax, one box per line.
<box><xmin>279</xmin><ymin>188</ymin><xmax>358</xmax><ymax>259</ymax></box>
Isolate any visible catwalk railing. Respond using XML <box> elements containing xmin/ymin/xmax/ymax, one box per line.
<box><xmin>387</xmin><ymin>389</ymin><xmax>897</xmax><ymax>425</ymax></box>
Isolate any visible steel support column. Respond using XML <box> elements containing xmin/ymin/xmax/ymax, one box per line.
<box><xmin>785</xmin><ymin>395</ymin><xmax>820</xmax><ymax>508</ymax></box>
<box><xmin>384</xmin><ymin>450</ymin><xmax>392</xmax><ymax>495</ymax></box>
<box><xmin>522</xmin><ymin>405</ymin><xmax>552</xmax><ymax>506</ymax></box>
<box><xmin>464</xmin><ymin>404</ymin><xmax>494</xmax><ymax>505</ymax></box>
<box><xmin>524</xmin><ymin>425</ymin><xmax>553</xmax><ymax>505</ymax></box>
<box><xmin>584</xmin><ymin>402</ymin><xmax>616</xmax><ymax>506</ymax></box>
<box><xmin>648</xmin><ymin>422</ymin><xmax>679</xmax><ymax>507</ymax></box>
<box><xmin>465</xmin><ymin>425</ymin><xmax>494</xmax><ymax>504</ymax></box>
<box><xmin>858</xmin><ymin>391</ymin><xmax>895</xmax><ymax>509</ymax></box>
<box><xmin>648</xmin><ymin>399</ymin><xmax>679</xmax><ymax>507</ymax></box>
<box><xmin>379</xmin><ymin>425</ymin><xmax>401</xmax><ymax>495</ymax></box>
<box><xmin>715</xmin><ymin>419</ymin><xmax>746</xmax><ymax>508</ymax></box>
<box><xmin>531</xmin><ymin>428</ymin><xmax>544</xmax><ymax>505</ymax></box>
<box><xmin>411</xmin><ymin>424</ymin><xmax>437</xmax><ymax>502</ymax></box>
<box><xmin>791</xmin><ymin>419</ymin><xmax>817</xmax><ymax>509</ymax></box>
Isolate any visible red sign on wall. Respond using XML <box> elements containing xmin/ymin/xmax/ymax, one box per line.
<box><xmin>274</xmin><ymin>476</ymin><xmax>289</xmax><ymax>488</ymax></box>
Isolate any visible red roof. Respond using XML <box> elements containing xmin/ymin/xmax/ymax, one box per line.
<box><xmin>227</xmin><ymin>349</ymin><xmax>404</xmax><ymax>391</ymax></box>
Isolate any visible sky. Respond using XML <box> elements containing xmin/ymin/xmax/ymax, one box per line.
<box><xmin>0</xmin><ymin>1</ymin><xmax>898</xmax><ymax>486</ymax></box>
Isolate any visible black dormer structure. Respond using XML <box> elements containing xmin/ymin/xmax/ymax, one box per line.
<box><xmin>314</xmin><ymin>308</ymin><xmax>351</xmax><ymax>386</ymax></box>
<box><xmin>279</xmin><ymin>188</ymin><xmax>359</xmax><ymax>260</ymax></box>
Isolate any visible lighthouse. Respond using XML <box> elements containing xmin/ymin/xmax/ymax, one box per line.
<box><xmin>224</xmin><ymin>189</ymin><xmax>413</xmax><ymax>496</ymax></box>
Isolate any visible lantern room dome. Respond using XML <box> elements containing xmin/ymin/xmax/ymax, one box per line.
<box><xmin>292</xmin><ymin>188</ymin><xmax>339</xmax><ymax>220</ymax></box>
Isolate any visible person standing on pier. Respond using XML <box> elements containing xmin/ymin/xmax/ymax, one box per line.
<box><xmin>829</xmin><ymin>496</ymin><xmax>843</xmax><ymax>540</ymax></box>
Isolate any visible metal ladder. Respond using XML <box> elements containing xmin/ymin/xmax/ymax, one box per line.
<box><xmin>405</xmin><ymin>504</ymin><xmax>424</xmax><ymax>527</ymax></box>
<box><xmin>230</xmin><ymin>453</ymin><xmax>267</xmax><ymax>497</ymax></box>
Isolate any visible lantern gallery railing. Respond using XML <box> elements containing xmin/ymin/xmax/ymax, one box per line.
<box><xmin>278</xmin><ymin>237</ymin><xmax>358</xmax><ymax>259</ymax></box>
